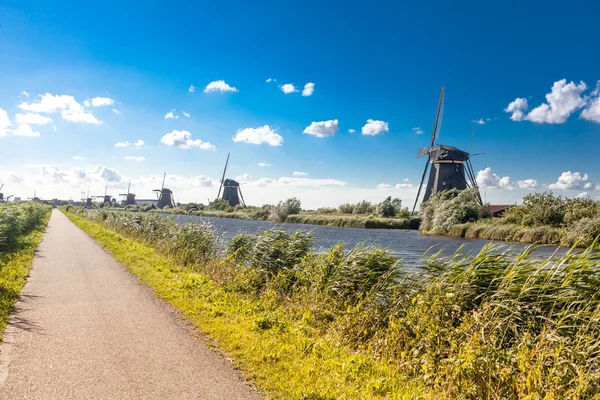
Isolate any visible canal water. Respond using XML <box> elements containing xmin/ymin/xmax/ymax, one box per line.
<box><xmin>171</xmin><ymin>214</ymin><xmax>569</xmax><ymax>263</ymax></box>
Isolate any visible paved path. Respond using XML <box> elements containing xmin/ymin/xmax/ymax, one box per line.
<box><xmin>0</xmin><ymin>210</ymin><xmax>263</xmax><ymax>399</ymax></box>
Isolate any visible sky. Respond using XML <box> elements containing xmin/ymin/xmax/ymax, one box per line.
<box><xmin>1</xmin><ymin>0</ymin><xmax>600</xmax><ymax>209</ymax></box>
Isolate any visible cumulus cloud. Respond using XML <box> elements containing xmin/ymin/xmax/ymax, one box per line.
<box><xmin>303</xmin><ymin>119</ymin><xmax>338</xmax><ymax>138</ymax></box>
<box><xmin>476</xmin><ymin>167</ymin><xmax>515</xmax><ymax>189</ymax></box>
<box><xmin>517</xmin><ymin>179</ymin><xmax>538</xmax><ymax>189</ymax></box>
<box><xmin>161</xmin><ymin>130</ymin><xmax>215</xmax><ymax>150</ymax></box>
<box><xmin>11</xmin><ymin>124</ymin><xmax>40</xmax><ymax>137</ymax></box>
<box><xmin>258</xmin><ymin>162</ymin><xmax>271</xmax><ymax>167</ymax></box>
<box><xmin>548</xmin><ymin>171</ymin><xmax>592</xmax><ymax>190</ymax></box>
<box><xmin>233</xmin><ymin>125</ymin><xmax>283</xmax><ymax>146</ymax></box>
<box><xmin>266</xmin><ymin>78</ymin><xmax>276</xmax><ymax>83</ymax></box>
<box><xmin>362</xmin><ymin>119</ymin><xmax>389</xmax><ymax>136</ymax></box>
<box><xmin>412</xmin><ymin>127</ymin><xmax>423</xmax><ymax>135</ymax></box>
<box><xmin>188</xmin><ymin>84</ymin><xmax>195</xmax><ymax>93</ymax></box>
<box><xmin>348</xmin><ymin>129</ymin><xmax>356</xmax><ymax>133</ymax></box>
<box><xmin>20</xmin><ymin>91</ymin><xmax>29</xmax><ymax>97</ymax></box>
<box><xmin>88</xmin><ymin>97</ymin><xmax>114</xmax><ymax>107</ymax></box>
<box><xmin>137</xmin><ymin>173</ymin><xmax>214</xmax><ymax>191</ymax></box>
<box><xmin>505</xmin><ymin>79</ymin><xmax>587</xmax><ymax>123</ymax></box>
<box><xmin>395</xmin><ymin>183</ymin><xmax>413</xmax><ymax>189</ymax></box>
<box><xmin>377</xmin><ymin>183</ymin><xmax>392</xmax><ymax>189</ymax></box>
<box><xmin>204</xmin><ymin>80</ymin><xmax>238</xmax><ymax>93</ymax></box>
<box><xmin>577</xmin><ymin>192</ymin><xmax>591</xmax><ymax>199</ymax></box>
<box><xmin>124</xmin><ymin>156</ymin><xmax>145</xmax><ymax>162</ymax></box>
<box><xmin>164</xmin><ymin>110</ymin><xmax>179</xmax><ymax>119</ymax></box>
<box><xmin>182</xmin><ymin>111</ymin><xmax>190</xmax><ymax>118</ymax></box>
<box><xmin>471</xmin><ymin>119</ymin><xmax>485</xmax><ymax>125</ymax></box>
<box><xmin>112</xmin><ymin>109</ymin><xmax>122</xmax><ymax>115</ymax></box>
<box><xmin>115</xmin><ymin>140</ymin><xmax>144</xmax><ymax>148</ymax></box>
<box><xmin>15</xmin><ymin>113</ymin><xmax>53</xmax><ymax>125</ymax></box>
<box><xmin>270</xmin><ymin>177</ymin><xmax>346</xmax><ymax>187</ymax></box>
<box><xmin>235</xmin><ymin>173</ymin><xmax>251</xmax><ymax>183</ymax></box>
<box><xmin>19</xmin><ymin>93</ymin><xmax>101</xmax><ymax>124</ymax></box>
<box><xmin>280</xmin><ymin>84</ymin><xmax>297</xmax><ymax>94</ymax></box>
<box><xmin>302</xmin><ymin>82</ymin><xmax>315</xmax><ymax>97</ymax></box>
<box><xmin>0</xmin><ymin>108</ymin><xmax>11</xmax><ymax>137</ymax></box>
<box><xmin>256</xmin><ymin>178</ymin><xmax>276</xmax><ymax>187</ymax></box>
<box><xmin>293</xmin><ymin>171</ymin><xmax>308</xmax><ymax>177</ymax></box>
<box><xmin>72</xmin><ymin>156</ymin><xmax>86</xmax><ymax>160</ymax></box>
<box><xmin>581</xmin><ymin>81</ymin><xmax>600</xmax><ymax>123</ymax></box>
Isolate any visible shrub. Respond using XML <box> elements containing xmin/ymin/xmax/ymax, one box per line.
<box><xmin>420</xmin><ymin>188</ymin><xmax>481</xmax><ymax>234</ymax></box>
<box><xmin>338</xmin><ymin>203</ymin><xmax>354</xmax><ymax>214</ymax></box>
<box><xmin>353</xmin><ymin>200</ymin><xmax>375</xmax><ymax>215</ymax></box>
<box><xmin>270</xmin><ymin>198</ymin><xmax>302</xmax><ymax>222</ymax></box>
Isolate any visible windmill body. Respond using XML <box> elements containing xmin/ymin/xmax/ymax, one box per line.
<box><xmin>153</xmin><ymin>173</ymin><xmax>175</xmax><ymax>208</ymax></box>
<box><xmin>216</xmin><ymin>153</ymin><xmax>246</xmax><ymax>207</ymax></box>
<box><xmin>412</xmin><ymin>88</ymin><xmax>481</xmax><ymax>214</ymax></box>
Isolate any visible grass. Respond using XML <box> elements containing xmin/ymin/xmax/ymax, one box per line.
<box><xmin>286</xmin><ymin>213</ymin><xmax>420</xmax><ymax>230</ymax></box>
<box><xmin>63</xmin><ymin>209</ymin><xmax>425</xmax><ymax>399</ymax></box>
<box><xmin>64</xmin><ymin>207</ymin><xmax>600</xmax><ymax>399</ymax></box>
<box><xmin>0</xmin><ymin>203</ymin><xmax>51</xmax><ymax>339</ymax></box>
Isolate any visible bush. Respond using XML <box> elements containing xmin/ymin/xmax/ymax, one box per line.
<box><xmin>338</xmin><ymin>203</ymin><xmax>354</xmax><ymax>214</ymax></box>
<box><xmin>420</xmin><ymin>188</ymin><xmax>481</xmax><ymax>234</ymax></box>
<box><xmin>353</xmin><ymin>200</ymin><xmax>375</xmax><ymax>215</ymax></box>
<box><xmin>270</xmin><ymin>198</ymin><xmax>302</xmax><ymax>222</ymax></box>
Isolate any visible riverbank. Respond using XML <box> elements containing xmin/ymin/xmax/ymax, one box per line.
<box><xmin>63</xmin><ymin>207</ymin><xmax>600</xmax><ymax>398</ymax></box>
<box><xmin>146</xmin><ymin>208</ymin><xmax>421</xmax><ymax>230</ymax></box>
<box><xmin>0</xmin><ymin>203</ymin><xmax>51</xmax><ymax>338</ymax></box>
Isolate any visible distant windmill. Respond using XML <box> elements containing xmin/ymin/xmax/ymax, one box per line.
<box><xmin>216</xmin><ymin>153</ymin><xmax>246</xmax><ymax>207</ymax></box>
<box><xmin>0</xmin><ymin>184</ymin><xmax>4</xmax><ymax>203</ymax></box>
<box><xmin>119</xmin><ymin>181</ymin><xmax>136</xmax><ymax>206</ymax></box>
<box><xmin>412</xmin><ymin>87</ymin><xmax>481</xmax><ymax>214</ymax></box>
<box><xmin>153</xmin><ymin>172</ymin><xmax>175</xmax><ymax>208</ymax></box>
<box><xmin>94</xmin><ymin>186</ymin><xmax>113</xmax><ymax>206</ymax></box>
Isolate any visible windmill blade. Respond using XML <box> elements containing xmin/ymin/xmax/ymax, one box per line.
<box><xmin>412</xmin><ymin>158</ymin><xmax>431</xmax><ymax>215</ymax></box>
<box><xmin>127</xmin><ymin>180</ymin><xmax>131</xmax><ymax>195</ymax></box>
<box><xmin>217</xmin><ymin>153</ymin><xmax>230</xmax><ymax>199</ymax></box>
<box><xmin>416</xmin><ymin>146</ymin><xmax>432</xmax><ymax>159</ymax></box>
<box><xmin>161</xmin><ymin>172</ymin><xmax>166</xmax><ymax>191</ymax></box>
<box><xmin>430</xmin><ymin>87</ymin><xmax>445</xmax><ymax>146</ymax></box>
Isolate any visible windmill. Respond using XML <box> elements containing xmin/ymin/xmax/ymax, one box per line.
<box><xmin>0</xmin><ymin>184</ymin><xmax>4</xmax><ymax>203</ymax></box>
<box><xmin>411</xmin><ymin>87</ymin><xmax>481</xmax><ymax>214</ymax></box>
<box><xmin>153</xmin><ymin>172</ymin><xmax>175</xmax><ymax>208</ymax></box>
<box><xmin>80</xmin><ymin>190</ymin><xmax>93</xmax><ymax>208</ymax></box>
<box><xmin>119</xmin><ymin>181</ymin><xmax>136</xmax><ymax>206</ymax></box>
<box><xmin>94</xmin><ymin>186</ymin><xmax>113</xmax><ymax>206</ymax></box>
<box><xmin>216</xmin><ymin>153</ymin><xmax>246</xmax><ymax>207</ymax></box>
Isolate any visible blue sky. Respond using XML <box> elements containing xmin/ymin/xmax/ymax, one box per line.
<box><xmin>1</xmin><ymin>1</ymin><xmax>599</xmax><ymax>207</ymax></box>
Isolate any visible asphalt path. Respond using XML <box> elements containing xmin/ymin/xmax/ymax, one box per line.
<box><xmin>0</xmin><ymin>210</ymin><xmax>263</xmax><ymax>399</ymax></box>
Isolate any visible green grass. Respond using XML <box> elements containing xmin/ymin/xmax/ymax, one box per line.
<box><xmin>285</xmin><ymin>213</ymin><xmax>420</xmax><ymax>230</ymax></box>
<box><xmin>0</xmin><ymin>204</ymin><xmax>51</xmax><ymax>339</ymax></box>
<box><xmin>63</xmin><ymin>210</ymin><xmax>425</xmax><ymax>399</ymax></box>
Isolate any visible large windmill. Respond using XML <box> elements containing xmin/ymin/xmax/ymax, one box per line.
<box><xmin>216</xmin><ymin>153</ymin><xmax>246</xmax><ymax>207</ymax></box>
<box><xmin>412</xmin><ymin>87</ymin><xmax>481</xmax><ymax>214</ymax></box>
<box><xmin>153</xmin><ymin>173</ymin><xmax>175</xmax><ymax>208</ymax></box>
<box><xmin>119</xmin><ymin>181</ymin><xmax>136</xmax><ymax>206</ymax></box>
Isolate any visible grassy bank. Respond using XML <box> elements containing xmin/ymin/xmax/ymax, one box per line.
<box><xmin>0</xmin><ymin>203</ymin><xmax>51</xmax><ymax>338</ymax></box>
<box><xmin>64</xmin><ymin>207</ymin><xmax>600</xmax><ymax>398</ymax></box>
<box><xmin>285</xmin><ymin>213</ymin><xmax>420</xmax><ymax>229</ymax></box>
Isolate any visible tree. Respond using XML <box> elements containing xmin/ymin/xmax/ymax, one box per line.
<box><xmin>377</xmin><ymin>197</ymin><xmax>397</xmax><ymax>218</ymax></box>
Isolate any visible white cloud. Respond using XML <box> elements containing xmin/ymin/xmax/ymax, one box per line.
<box><xmin>233</xmin><ymin>125</ymin><xmax>283</xmax><ymax>146</ymax></box>
<box><xmin>89</xmin><ymin>97</ymin><xmax>114</xmax><ymax>107</ymax></box>
<box><xmin>476</xmin><ymin>167</ymin><xmax>515</xmax><ymax>189</ymax></box>
<box><xmin>303</xmin><ymin>119</ymin><xmax>338</xmax><ymax>138</ymax></box>
<box><xmin>471</xmin><ymin>119</ymin><xmax>485</xmax><ymax>125</ymax></box>
<box><xmin>161</xmin><ymin>130</ymin><xmax>215</xmax><ymax>150</ymax></box>
<box><xmin>581</xmin><ymin>81</ymin><xmax>600</xmax><ymax>123</ymax></box>
<box><xmin>11</xmin><ymin>124</ymin><xmax>41</xmax><ymax>137</ymax></box>
<box><xmin>86</xmin><ymin>165</ymin><xmax>123</xmax><ymax>183</ymax></box>
<box><xmin>164</xmin><ymin>110</ymin><xmax>179</xmax><ymax>119</ymax></box>
<box><xmin>348</xmin><ymin>129</ymin><xmax>356</xmax><ymax>133</ymax></box>
<box><xmin>114</xmin><ymin>140</ymin><xmax>144</xmax><ymax>148</ymax></box>
<box><xmin>235</xmin><ymin>173</ymin><xmax>251</xmax><ymax>183</ymax></box>
<box><xmin>20</xmin><ymin>91</ymin><xmax>29</xmax><ymax>97</ymax></box>
<box><xmin>577</xmin><ymin>192</ymin><xmax>591</xmax><ymax>199</ymax></box>
<box><xmin>256</xmin><ymin>178</ymin><xmax>276</xmax><ymax>187</ymax></box>
<box><xmin>19</xmin><ymin>93</ymin><xmax>101</xmax><ymax>124</ymax></box>
<box><xmin>258</xmin><ymin>162</ymin><xmax>271</xmax><ymax>167</ymax></box>
<box><xmin>15</xmin><ymin>113</ymin><xmax>53</xmax><ymax>125</ymax></box>
<box><xmin>137</xmin><ymin>173</ymin><xmax>214</xmax><ymax>191</ymax></box>
<box><xmin>267</xmin><ymin>177</ymin><xmax>347</xmax><ymax>187</ymax></box>
<box><xmin>0</xmin><ymin>108</ymin><xmax>11</xmax><ymax>137</ymax></box>
<box><xmin>395</xmin><ymin>183</ymin><xmax>413</xmax><ymax>189</ymax></box>
<box><xmin>266</xmin><ymin>78</ymin><xmax>276</xmax><ymax>83</ymax></box>
<box><xmin>124</xmin><ymin>156</ymin><xmax>146</xmax><ymax>162</ymax></box>
<box><xmin>182</xmin><ymin>111</ymin><xmax>190</xmax><ymax>118</ymax></box>
<box><xmin>112</xmin><ymin>109</ymin><xmax>122</xmax><ymax>115</ymax></box>
<box><xmin>280</xmin><ymin>84</ymin><xmax>297</xmax><ymax>94</ymax></box>
<box><xmin>362</xmin><ymin>119</ymin><xmax>389</xmax><ymax>136</ymax></box>
<box><xmin>517</xmin><ymin>179</ymin><xmax>538</xmax><ymax>189</ymax></box>
<box><xmin>293</xmin><ymin>171</ymin><xmax>308</xmax><ymax>177</ymax></box>
<box><xmin>189</xmin><ymin>84</ymin><xmax>195</xmax><ymax>93</ymax></box>
<box><xmin>548</xmin><ymin>171</ymin><xmax>592</xmax><ymax>190</ymax></box>
<box><xmin>505</xmin><ymin>79</ymin><xmax>587</xmax><ymax>123</ymax></box>
<box><xmin>72</xmin><ymin>156</ymin><xmax>86</xmax><ymax>160</ymax></box>
<box><xmin>412</xmin><ymin>127</ymin><xmax>423</xmax><ymax>135</ymax></box>
<box><xmin>204</xmin><ymin>80</ymin><xmax>238</xmax><ymax>93</ymax></box>
<box><xmin>377</xmin><ymin>183</ymin><xmax>392</xmax><ymax>189</ymax></box>
<box><xmin>302</xmin><ymin>82</ymin><xmax>315</xmax><ymax>97</ymax></box>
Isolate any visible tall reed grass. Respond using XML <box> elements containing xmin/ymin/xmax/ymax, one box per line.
<box><xmin>68</xmin><ymin>206</ymin><xmax>600</xmax><ymax>398</ymax></box>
